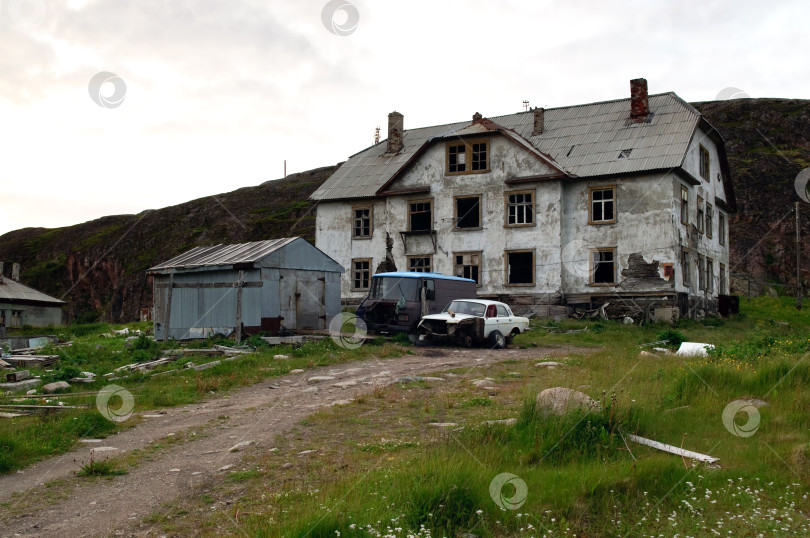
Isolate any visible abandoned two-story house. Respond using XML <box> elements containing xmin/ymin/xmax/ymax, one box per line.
<box><xmin>310</xmin><ymin>79</ymin><xmax>735</xmax><ymax>318</ymax></box>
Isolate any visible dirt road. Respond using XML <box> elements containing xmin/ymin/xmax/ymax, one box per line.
<box><xmin>0</xmin><ymin>345</ymin><xmax>579</xmax><ymax>537</ymax></box>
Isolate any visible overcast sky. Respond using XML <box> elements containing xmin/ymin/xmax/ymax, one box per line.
<box><xmin>0</xmin><ymin>0</ymin><xmax>806</xmax><ymax>237</ymax></box>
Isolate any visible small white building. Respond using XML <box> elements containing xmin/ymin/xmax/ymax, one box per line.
<box><xmin>310</xmin><ymin>79</ymin><xmax>735</xmax><ymax>318</ymax></box>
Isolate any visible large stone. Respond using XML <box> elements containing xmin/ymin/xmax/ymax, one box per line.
<box><xmin>535</xmin><ymin>387</ymin><xmax>599</xmax><ymax>415</ymax></box>
<box><xmin>42</xmin><ymin>381</ymin><xmax>71</xmax><ymax>393</ymax></box>
<box><xmin>0</xmin><ymin>378</ymin><xmax>41</xmax><ymax>393</ymax></box>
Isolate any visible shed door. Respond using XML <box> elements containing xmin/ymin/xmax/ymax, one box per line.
<box><xmin>279</xmin><ymin>270</ymin><xmax>297</xmax><ymax>330</ymax></box>
<box><xmin>296</xmin><ymin>272</ymin><xmax>325</xmax><ymax>330</ymax></box>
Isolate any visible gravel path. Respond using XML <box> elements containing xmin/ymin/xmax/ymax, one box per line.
<box><xmin>0</xmin><ymin>345</ymin><xmax>580</xmax><ymax>537</ymax></box>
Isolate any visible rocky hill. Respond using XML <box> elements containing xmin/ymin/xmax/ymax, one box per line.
<box><xmin>0</xmin><ymin>98</ymin><xmax>808</xmax><ymax>323</ymax></box>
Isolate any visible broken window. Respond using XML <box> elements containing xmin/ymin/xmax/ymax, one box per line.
<box><xmin>589</xmin><ymin>186</ymin><xmax>615</xmax><ymax>224</ymax></box>
<box><xmin>352</xmin><ymin>259</ymin><xmax>371</xmax><ymax>290</ymax></box>
<box><xmin>698</xmin><ymin>255</ymin><xmax>706</xmax><ymax>290</ymax></box>
<box><xmin>699</xmin><ymin>145</ymin><xmax>710</xmax><ymax>180</ymax></box>
<box><xmin>454</xmin><ymin>252</ymin><xmax>481</xmax><ymax>285</ymax></box>
<box><xmin>353</xmin><ymin>207</ymin><xmax>372</xmax><ymax>238</ymax></box>
<box><xmin>506</xmin><ymin>191</ymin><xmax>534</xmax><ymax>226</ymax></box>
<box><xmin>697</xmin><ymin>196</ymin><xmax>705</xmax><ymax>234</ymax></box>
<box><xmin>719</xmin><ymin>212</ymin><xmax>726</xmax><ymax>246</ymax></box>
<box><xmin>707</xmin><ymin>258</ymin><xmax>714</xmax><ymax>293</ymax></box>
<box><xmin>680</xmin><ymin>186</ymin><xmax>689</xmax><ymax>226</ymax></box>
<box><xmin>506</xmin><ymin>250</ymin><xmax>534</xmax><ymax>285</ymax></box>
<box><xmin>720</xmin><ymin>263</ymin><xmax>727</xmax><ymax>294</ymax></box>
<box><xmin>706</xmin><ymin>203</ymin><xmax>713</xmax><ymax>239</ymax></box>
<box><xmin>682</xmin><ymin>248</ymin><xmax>691</xmax><ymax>285</ymax></box>
<box><xmin>408</xmin><ymin>256</ymin><xmax>432</xmax><ymax>273</ymax></box>
<box><xmin>10</xmin><ymin>310</ymin><xmax>22</xmax><ymax>328</ymax></box>
<box><xmin>446</xmin><ymin>139</ymin><xmax>489</xmax><ymax>174</ymax></box>
<box><xmin>455</xmin><ymin>195</ymin><xmax>481</xmax><ymax>229</ymax></box>
<box><xmin>409</xmin><ymin>200</ymin><xmax>432</xmax><ymax>231</ymax></box>
<box><xmin>590</xmin><ymin>249</ymin><xmax>616</xmax><ymax>285</ymax></box>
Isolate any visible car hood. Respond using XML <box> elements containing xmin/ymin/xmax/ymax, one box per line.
<box><xmin>419</xmin><ymin>312</ymin><xmax>478</xmax><ymax>324</ymax></box>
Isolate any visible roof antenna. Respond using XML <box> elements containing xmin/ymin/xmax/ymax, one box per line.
<box><xmin>522</xmin><ymin>100</ymin><xmax>530</xmax><ymax>111</ymax></box>
<box><xmin>374</xmin><ymin>125</ymin><xmax>381</xmax><ymax>145</ymax></box>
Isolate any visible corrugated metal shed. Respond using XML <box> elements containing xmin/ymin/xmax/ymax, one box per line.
<box><xmin>0</xmin><ymin>279</ymin><xmax>65</xmax><ymax>305</ymax></box>
<box><xmin>310</xmin><ymin>92</ymin><xmax>703</xmax><ymax>201</ymax></box>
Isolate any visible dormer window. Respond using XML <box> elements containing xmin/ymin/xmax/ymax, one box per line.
<box><xmin>446</xmin><ymin>140</ymin><xmax>489</xmax><ymax>175</ymax></box>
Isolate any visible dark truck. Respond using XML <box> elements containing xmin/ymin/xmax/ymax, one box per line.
<box><xmin>356</xmin><ymin>272</ymin><xmax>477</xmax><ymax>334</ymax></box>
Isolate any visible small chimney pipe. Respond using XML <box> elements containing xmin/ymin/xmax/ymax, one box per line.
<box><xmin>532</xmin><ymin>107</ymin><xmax>545</xmax><ymax>135</ymax></box>
<box><xmin>11</xmin><ymin>263</ymin><xmax>20</xmax><ymax>282</ymax></box>
<box><xmin>386</xmin><ymin>111</ymin><xmax>404</xmax><ymax>154</ymax></box>
<box><xmin>630</xmin><ymin>78</ymin><xmax>649</xmax><ymax>121</ymax></box>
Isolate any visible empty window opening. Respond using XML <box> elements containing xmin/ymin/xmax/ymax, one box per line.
<box><xmin>707</xmin><ymin>258</ymin><xmax>714</xmax><ymax>293</ymax></box>
<box><xmin>617</xmin><ymin>149</ymin><xmax>633</xmax><ymax>159</ymax></box>
<box><xmin>697</xmin><ymin>196</ymin><xmax>705</xmax><ymax>234</ymax></box>
<box><xmin>699</xmin><ymin>145</ymin><xmax>710</xmax><ymax>180</ymax></box>
<box><xmin>454</xmin><ymin>252</ymin><xmax>481</xmax><ymax>285</ymax></box>
<box><xmin>682</xmin><ymin>249</ymin><xmax>691</xmax><ymax>285</ymax></box>
<box><xmin>706</xmin><ymin>203</ymin><xmax>713</xmax><ymax>239</ymax></box>
<box><xmin>719</xmin><ymin>213</ymin><xmax>726</xmax><ymax>245</ymax></box>
<box><xmin>455</xmin><ymin>196</ymin><xmax>481</xmax><ymax>228</ymax></box>
<box><xmin>680</xmin><ymin>186</ymin><xmax>689</xmax><ymax>225</ymax></box>
<box><xmin>591</xmin><ymin>249</ymin><xmax>616</xmax><ymax>284</ymax></box>
<box><xmin>409</xmin><ymin>200</ymin><xmax>432</xmax><ymax>231</ymax></box>
<box><xmin>507</xmin><ymin>251</ymin><xmax>534</xmax><ymax>285</ymax></box>
<box><xmin>590</xmin><ymin>187</ymin><xmax>615</xmax><ymax>223</ymax></box>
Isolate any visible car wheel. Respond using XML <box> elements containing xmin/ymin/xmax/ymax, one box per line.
<box><xmin>488</xmin><ymin>330</ymin><xmax>505</xmax><ymax>349</ymax></box>
<box><xmin>506</xmin><ymin>329</ymin><xmax>520</xmax><ymax>346</ymax></box>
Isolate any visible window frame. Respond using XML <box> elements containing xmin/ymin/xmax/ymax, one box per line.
<box><xmin>504</xmin><ymin>249</ymin><xmax>535</xmax><ymax>287</ymax></box>
<box><xmin>680</xmin><ymin>186</ymin><xmax>689</xmax><ymax>226</ymax></box>
<box><xmin>682</xmin><ymin>248</ymin><xmax>691</xmax><ymax>286</ymax></box>
<box><xmin>504</xmin><ymin>189</ymin><xmax>536</xmax><ymax>228</ymax></box>
<box><xmin>407</xmin><ymin>198</ymin><xmax>433</xmax><ymax>232</ymax></box>
<box><xmin>453</xmin><ymin>194</ymin><xmax>482</xmax><ymax>230</ymax></box>
<box><xmin>453</xmin><ymin>251</ymin><xmax>482</xmax><ymax>287</ymax></box>
<box><xmin>352</xmin><ymin>205</ymin><xmax>373</xmax><ymax>239</ymax></box>
<box><xmin>719</xmin><ymin>212</ymin><xmax>726</xmax><ymax>246</ymax></box>
<box><xmin>10</xmin><ymin>310</ymin><xmax>22</xmax><ymax>328</ymax></box>
<box><xmin>720</xmin><ymin>263</ymin><xmax>727</xmax><ymax>295</ymax></box>
<box><xmin>588</xmin><ymin>185</ymin><xmax>617</xmax><ymax>225</ymax></box>
<box><xmin>351</xmin><ymin>258</ymin><xmax>372</xmax><ymax>291</ymax></box>
<box><xmin>699</xmin><ymin>144</ymin><xmax>710</xmax><ymax>181</ymax></box>
<box><xmin>706</xmin><ymin>203</ymin><xmax>713</xmax><ymax>239</ymax></box>
<box><xmin>697</xmin><ymin>196</ymin><xmax>705</xmax><ymax>234</ymax></box>
<box><xmin>445</xmin><ymin>138</ymin><xmax>491</xmax><ymax>175</ymax></box>
<box><xmin>707</xmin><ymin>258</ymin><xmax>714</xmax><ymax>293</ymax></box>
<box><xmin>589</xmin><ymin>248</ymin><xmax>617</xmax><ymax>286</ymax></box>
<box><xmin>698</xmin><ymin>254</ymin><xmax>706</xmax><ymax>290</ymax></box>
<box><xmin>406</xmin><ymin>255</ymin><xmax>433</xmax><ymax>273</ymax></box>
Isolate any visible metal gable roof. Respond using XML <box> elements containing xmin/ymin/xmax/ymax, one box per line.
<box><xmin>310</xmin><ymin>92</ymin><xmax>702</xmax><ymax>202</ymax></box>
<box><xmin>148</xmin><ymin>238</ymin><xmax>299</xmax><ymax>271</ymax></box>
<box><xmin>0</xmin><ymin>278</ymin><xmax>65</xmax><ymax>305</ymax></box>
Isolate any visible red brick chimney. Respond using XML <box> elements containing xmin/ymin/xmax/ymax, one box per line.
<box><xmin>630</xmin><ymin>78</ymin><xmax>649</xmax><ymax>122</ymax></box>
<box><xmin>532</xmin><ymin>107</ymin><xmax>545</xmax><ymax>135</ymax></box>
<box><xmin>386</xmin><ymin>111</ymin><xmax>404</xmax><ymax>154</ymax></box>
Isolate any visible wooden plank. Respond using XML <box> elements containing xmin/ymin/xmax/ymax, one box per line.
<box><xmin>627</xmin><ymin>434</ymin><xmax>719</xmax><ymax>463</ymax></box>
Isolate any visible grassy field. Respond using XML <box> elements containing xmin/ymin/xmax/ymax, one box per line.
<box><xmin>2</xmin><ymin>297</ymin><xmax>810</xmax><ymax>536</ymax></box>
<box><xmin>142</xmin><ymin>297</ymin><xmax>810</xmax><ymax>537</ymax></box>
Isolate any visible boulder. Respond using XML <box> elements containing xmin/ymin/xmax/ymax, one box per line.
<box><xmin>42</xmin><ymin>381</ymin><xmax>71</xmax><ymax>393</ymax></box>
<box><xmin>536</xmin><ymin>387</ymin><xmax>599</xmax><ymax>415</ymax></box>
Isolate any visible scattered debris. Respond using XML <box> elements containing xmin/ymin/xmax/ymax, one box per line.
<box><xmin>535</xmin><ymin>387</ymin><xmax>599</xmax><ymax>415</ymax></box>
<box><xmin>331</xmin><ymin>399</ymin><xmax>353</xmax><ymax>406</ymax></box>
<box><xmin>471</xmin><ymin>378</ymin><xmax>496</xmax><ymax>388</ymax></box>
<box><xmin>218</xmin><ymin>464</ymin><xmax>234</xmax><ymax>471</ymax></box>
<box><xmin>429</xmin><ymin>422</ymin><xmax>459</xmax><ymax>428</ymax></box>
<box><xmin>289</xmin><ymin>369</ymin><xmax>305</xmax><ymax>374</ymax></box>
<box><xmin>42</xmin><ymin>381</ymin><xmax>71</xmax><ymax>394</ymax></box>
<box><xmin>273</xmin><ymin>354</ymin><xmax>291</xmax><ymax>360</ymax></box>
<box><xmin>676</xmin><ymin>342</ymin><xmax>715</xmax><ymax>357</ymax></box>
<box><xmin>627</xmin><ymin>434</ymin><xmax>719</xmax><ymax>464</ymax></box>
<box><xmin>298</xmin><ymin>449</ymin><xmax>317</xmax><ymax>455</ymax></box>
<box><xmin>307</xmin><ymin>376</ymin><xmax>336</xmax><ymax>384</ymax></box>
<box><xmin>2</xmin><ymin>355</ymin><xmax>59</xmax><ymax>368</ymax></box>
<box><xmin>394</xmin><ymin>375</ymin><xmax>446</xmax><ymax>383</ymax></box>
<box><xmin>6</xmin><ymin>370</ymin><xmax>30</xmax><ymax>382</ymax></box>
<box><xmin>535</xmin><ymin>361</ymin><xmax>563</xmax><ymax>368</ymax></box>
<box><xmin>193</xmin><ymin>360</ymin><xmax>221</xmax><ymax>372</ymax></box>
<box><xmin>484</xmin><ymin>418</ymin><xmax>517</xmax><ymax>426</ymax></box>
<box><xmin>229</xmin><ymin>440</ymin><xmax>254</xmax><ymax>452</ymax></box>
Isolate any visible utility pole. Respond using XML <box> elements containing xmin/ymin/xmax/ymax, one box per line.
<box><xmin>797</xmin><ymin>202</ymin><xmax>803</xmax><ymax>310</ymax></box>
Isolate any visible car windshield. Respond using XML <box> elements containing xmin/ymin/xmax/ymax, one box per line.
<box><xmin>444</xmin><ymin>300</ymin><xmax>486</xmax><ymax>317</ymax></box>
<box><xmin>369</xmin><ymin>276</ymin><xmax>419</xmax><ymax>301</ymax></box>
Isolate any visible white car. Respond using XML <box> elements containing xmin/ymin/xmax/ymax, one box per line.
<box><xmin>417</xmin><ymin>299</ymin><xmax>530</xmax><ymax>349</ymax></box>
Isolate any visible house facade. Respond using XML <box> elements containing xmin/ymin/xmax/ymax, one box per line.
<box><xmin>0</xmin><ymin>262</ymin><xmax>65</xmax><ymax>330</ymax></box>
<box><xmin>311</xmin><ymin>79</ymin><xmax>735</xmax><ymax>318</ymax></box>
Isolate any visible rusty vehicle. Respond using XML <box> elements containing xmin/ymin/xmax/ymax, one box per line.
<box><xmin>416</xmin><ymin>299</ymin><xmax>530</xmax><ymax>349</ymax></box>
<box><xmin>356</xmin><ymin>272</ymin><xmax>477</xmax><ymax>334</ymax></box>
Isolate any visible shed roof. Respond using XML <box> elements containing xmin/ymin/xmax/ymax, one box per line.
<box><xmin>0</xmin><ymin>278</ymin><xmax>65</xmax><ymax>305</ymax></box>
<box><xmin>310</xmin><ymin>92</ymin><xmax>707</xmax><ymax>202</ymax></box>
<box><xmin>149</xmin><ymin>238</ymin><xmax>299</xmax><ymax>271</ymax></box>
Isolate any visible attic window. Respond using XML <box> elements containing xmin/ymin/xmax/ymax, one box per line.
<box><xmin>618</xmin><ymin>149</ymin><xmax>633</xmax><ymax>159</ymax></box>
<box><xmin>699</xmin><ymin>145</ymin><xmax>710</xmax><ymax>180</ymax></box>
<box><xmin>446</xmin><ymin>140</ymin><xmax>489</xmax><ymax>175</ymax></box>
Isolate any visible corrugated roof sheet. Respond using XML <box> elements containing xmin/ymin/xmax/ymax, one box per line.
<box><xmin>0</xmin><ymin>278</ymin><xmax>65</xmax><ymax>305</ymax></box>
<box><xmin>310</xmin><ymin>92</ymin><xmax>701</xmax><ymax>201</ymax></box>
<box><xmin>149</xmin><ymin>238</ymin><xmax>298</xmax><ymax>271</ymax></box>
